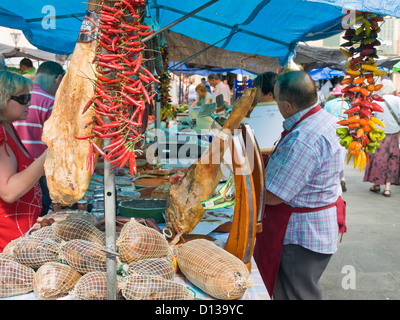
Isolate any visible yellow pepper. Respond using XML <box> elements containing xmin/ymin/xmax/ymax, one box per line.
<box><xmin>354</xmin><ymin>151</ymin><xmax>362</xmax><ymax>169</ymax></box>
<box><xmin>373</xmin><ymin>70</ymin><xmax>387</xmax><ymax>76</ymax></box>
<box><xmin>341</xmin><ymin>48</ymin><xmax>353</xmax><ymax>58</ymax></box>
<box><xmin>347</xmin><ymin>152</ymin><xmax>352</xmax><ymax>164</ymax></box>
<box><xmin>361</xmin><ymin>64</ymin><xmax>379</xmax><ymax>72</ymax></box>
<box><xmin>346</xmin><ymin>69</ymin><xmax>361</xmax><ymax>76</ymax></box>
<box><xmin>359</xmin><ymin>151</ymin><xmax>367</xmax><ymax>172</ymax></box>
<box><xmin>370</xmin><ymin>116</ymin><xmax>385</xmax><ymax>128</ymax></box>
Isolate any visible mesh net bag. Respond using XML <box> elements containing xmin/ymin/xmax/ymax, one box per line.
<box><xmin>30</xmin><ymin>226</ymin><xmax>59</xmax><ymax>242</ymax></box>
<box><xmin>33</xmin><ymin>262</ymin><xmax>81</xmax><ymax>300</ymax></box>
<box><xmin>60</xmin><ymin>239</ymin><xmax>107</xmax><ymax>274</ymax></box>
<box><xmin>0</xmin><ymin>258</ymin><xmax>36</xmax><ymax>298</ymax></box>
<box><xmin>66</xmin><ymin>213</ymin><xmax>101</xmax><ymax>229</ymax></box>
<box><xmin>176</xmin><ymin>239</ymin><xmax>252</xmax><ymax>300</ymax></box>
<box><xmin>52</xmin><ymin>218</ymin><xmax>106</xmax><ymax>245</ymax></box>
<box><xmin>2</xmin><ymin>237</ymin><xmax>22</xmax><ymax>255</ymax></box>
<box><xmin>0</xmin><ymin>252</ymin><xmax>15</xmax><ymax>262</ymax></box>
<box><xmin>71</xmin><ymin>271</ymin><xmax>125</xmax><ymax>300</ymax></box>
<box><xmin>121</xmin><ymin>274</ymin><xmax>194</xmax><ymax>300</ymax></box>
<box><xmin>12</xmin><ymin>236</ymin><xmax>61</xmax><ymax>269</ymax></box>
<box><xmin>116</xmin><ymin>219</ymin><xmax>170</xmax><ymax>263</ymax></box>
<box><xmin>125</xmin><ymin>258</ymin><xmax>175</xmax><ymax>281</ymax></box>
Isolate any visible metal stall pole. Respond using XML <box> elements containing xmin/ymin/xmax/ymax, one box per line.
<box><xmin>103</xmin><ymin>154</ymin><xmax>118</xmax><ymax>300</ymax></box>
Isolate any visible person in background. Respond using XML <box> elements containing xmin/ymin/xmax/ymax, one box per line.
<box><xmin>364</xmin><ymin>83</ymin><xmax>400</xmax><ymax>197</ymax></box>
<box><xmin>207</xmin><ymin>73</ymin><xmax>231</xmax><ymax>114</ymax></box>
<box><xmin>323</xmin><ymin>84</ymin><xmax>351</xmax><ymax>192</ymax></box>
<box><xmin>0</xmin><ymin>54</ymin><xmax>6</xmax><ymax>71</ymax></box>
<box><xmin>0</xmin><ymin>70</ymin><xmax>47</xmax><ymax>252</ymax></box>
<box><xmin>19</xmin><ymin>58</ymin><xmax>36</xmax><ymax>79</ymax></box>
<box><xmin>201</xmin><ymin>77</ymin><xmax>212</xmax><ymax>93</ymax></box>
<box><xmin>244</xmin><ymin>71</ymin><xmax>283</xmax><ymax>162</ymax></box>
<box><xmin>376</xmin><ymin>74</ymin><xmax>396</xmax><ymax>96</ymax></box>
<box><xmin>253</xmin><ymin>71</ymin><xmax>346</xmax><ymax>300</ymax></box>
<box><xmin>187</xmin><ymin>78</ymin><xmax>197</xmax><ymax>105</ymax></box>
<box><xmin>14</xmin><ymin>61</ymin><xmax>64</xmax><ymax>216</ymax></box>
<box><xmin>187</xmin><ymin>83</ymin><xmax>214</xmax><ymax>133</ymax></box>
<box><xmin>189</xmin><ymin>83</ymin><xmax>213</xmax><ymax>108</ymax></box>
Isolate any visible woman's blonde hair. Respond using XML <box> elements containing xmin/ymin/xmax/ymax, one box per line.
<box><xmin>195</xmin><ymin>83</ymin><xmax>207</xmax><ymax>95</ymax></box>
<box><xmin>0</xmin><ymin>70</ymin><xmax>33</xmax><ymax>123</ymax></box>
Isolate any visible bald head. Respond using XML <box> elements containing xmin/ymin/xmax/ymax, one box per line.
<box><xmin>274</xmin><ymin>71</ymin><xmax>317</xmax><ymax>110</ymax></box>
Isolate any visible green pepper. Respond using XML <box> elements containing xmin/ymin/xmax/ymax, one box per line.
<box><xmin>369</xmin><ymin>130</ymin><xmax>380</xmax><ymax>142</ymax></box>
<box><xmin>377</xmin><ymin>133</ymin><xmax>386</xmax><ymax>141</ymax></box>
<box><xmin>367</xmin><ymin>141</ymin><xmax>380</xmax><ymax>153</ymax></box>
<box><xmin>336</xmin><ymin>128</ymin><xmax>349</xmax><ymax>139</ymax></box>
<box><xmin>340</xmin><ymin>135</ymin><xmax>353</xmax><ymax>148</ymax></box>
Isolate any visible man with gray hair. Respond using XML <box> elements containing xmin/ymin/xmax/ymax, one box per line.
<box><xmin>253</xmin><ymin>71</ymin><xmax>346</xmax><ymax>300</ymax></box>
<box><xmin>207</xmin><ymin>73</ymin><xmax>231</xmax><ymax>114</ymax></box>
<box><xmin>14</xmin><ymin>60</ymin><xmax>65</xmax><ymax>215</ymax></box>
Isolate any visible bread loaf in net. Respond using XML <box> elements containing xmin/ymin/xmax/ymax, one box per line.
<box><xmin>116</xmin><ymin>219</ymin><xmax>170</xmax><ymax>263</ymax></box>
<box><xmin>121</xmin><ymin>274</ymin><xmax>194</xmax><ymax>300</ymax></box>
<box><xmin>71</xmin><ymin>271</ymin><xmax>124</xmax><ymax>300</ymax></box>
<box><xmin>0</xmin><ymin>258</ymin><xmax>35</xmax><ymax>298</ymax></box>
<box><xmin>52</xmin><ymin>218</ymin><xmax>106</xmax><ymax>245</ymax></box>
<box><xmin>177</xmin><ymin>239</ymin><xmax>252</xmax><ymax>300</ymax></box>
<box><xmin>125</xmin><ymin>258</ymin><xmax>175</xmax><ymax>281</ymax></box>
<box><xmin>12</xmin><ymin>237</ymin><xmax>60</xmax><ymax>269</ymax></box>
<box><xmin>33</xmin><ymin>262</ymin><xmax>81</xmax><ymax>300</ymax></box>
<box><xmin>60</xmin><ymin>239</ymin><xmax>107</xmax><ymax>274</ymax></box>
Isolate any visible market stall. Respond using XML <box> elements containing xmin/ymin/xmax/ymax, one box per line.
<box><xmin>1</xmin><ymin>0</ymin><xmax>400</xmax><ymax>302</ymax></box>
<box><xmin>0</xmin><ymin>0</ymin><xmax>271</xmax><ymax>301</ymax></box>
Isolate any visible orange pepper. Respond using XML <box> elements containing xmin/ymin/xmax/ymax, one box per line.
<box><xmin>367</xmin><ymin>77</ymin><xmax>375</xmax><ymax>84</ymax></box>
<box><xmin>348</xmin><ymin>141</ymin><xmax>362</xmax><ymax>150</ymax></box>
<box><xmin>360</xmin><ymin>88</ymin><xmax>370</xmax><ymax>96</ymax></box>
<box><xmin>347</xmin><ymin>115</ymin><xmax>360</xmax><ymax>123</ymax></box>
<box><xmin>374</xmin><ymin>84</ymin><xmax>383</xmax><ymax>91</ymax></box>
<box><xmin>341</xmin><ymin>78</ymin><xmax>352</xmax><ymax>85</ymax></box>
<box><xmin>356</xmin><ymin>128</ymin><xmax>364</xmax><ymax>138</ymax></box>
<box><xmin>337</xmin><ymin>119</ymin><xmax>348</xmax><ymax>126</ymax></box>
<box><xmin>359</xmin><ymin>118</ymin><xmax>370</xmax><ymax>127</ymax></box>
<box><xmin>349</xmin><ymin>86</ymin><xmax>361</xmax><ymax>92</ymax></box>
<box><xmin>348</xmin><ymin>123</ymin><xmax>361</xmax><ymax>129</ymax></box>
<box><xmin>353</xmin><ymin>77</ymin><xmax>364</xmax><ymax>85</ymax></box>
<box><xmin>363</xmin><ymin>125</ymin><xmax>372</xmax><ymax>132</ymax></box>
<box><xmin>367</xmin><ymin>84</ymin><xmax>375</xmax><ymax>91</ymax></box>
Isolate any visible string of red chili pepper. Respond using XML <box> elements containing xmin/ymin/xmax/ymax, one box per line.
<box><xmin>76</xmin><ymin>0</ymin><xmax>160</xmax><ymax>178</ymax></box>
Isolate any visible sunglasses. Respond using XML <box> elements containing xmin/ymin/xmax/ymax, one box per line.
<box><xmin>10</xmin><ymin>94</ymin><xmax>31</xmax><ymax>105</ymax></box>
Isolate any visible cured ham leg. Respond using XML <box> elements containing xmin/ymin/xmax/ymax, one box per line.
<box><xmin>165</xmin><ymin>88</ymin><xmax>257</xmax><ymax>244</ymax></box>
<box><xmin>42</xmin><ymin>0</ymin><xmax>102</xmax><ymax>205</ymax></box>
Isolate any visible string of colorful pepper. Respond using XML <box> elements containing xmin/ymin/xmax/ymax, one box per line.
<box><xmin>75</xmin><ymin>0</ymin><xmax>159</xmax><ymax>178</ymax></box>
<box><xmin>336</xmin><ymin>11</ymin><xmax>386</xmax><ymax>172</ymax></box>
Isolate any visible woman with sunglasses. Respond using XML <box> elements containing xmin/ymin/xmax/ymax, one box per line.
<box><xmin>0</xmin><ymin>70</ymin><xmax>47</xmax><ymax>252</ymax></box>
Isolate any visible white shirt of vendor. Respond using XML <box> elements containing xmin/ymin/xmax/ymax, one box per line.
<box><xmin>374</xmin><ymin>95</ymin><xmax>400</xmax><ymax>134</ymax></box>
<box><xmin>212</xmin><ymin>81</ymin><xmax>231</xmax><ymax>105</ymax></box>
<box><xmin>245</xmin><ymin>101</ymin><xmax>284</xmax><ymax>150</ymax></box>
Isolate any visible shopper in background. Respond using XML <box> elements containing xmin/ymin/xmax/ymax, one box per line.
<box><xmin>19</xmin><ymin>58</ymin><xmax>36</xmax><ymax>79</ymax></box>
<box><xmin>14</xmin><ymin>61</ymin><xmax>64</xmax><ymax>216</ymax></box>
<box><xmin>201</xmin><ymin>77</ymin><xmax>212</xmax><ymax>93</ymax></box>
<box><xmin>364</xmin><ymin>83</ymin><xmax>400</xmax><ymax>197</ymax></box>
<box><xmin>207</xmin><ymin>73</ymin><xmax>231</xmax><ymax>114</ymax></box>
<box><xmin>324</xmin><ymin>84</ymin><xmax>351</xmax><ymax>192</ymax></box>
<box><xmin>0</xmin><ymin>70</ymin><xmax>47</xmax><ymax>251</ymax></box>
<box><xmin>187</xmin><ymin>78</ymin><xmax>197</xmax><ymax>105</ymax></box>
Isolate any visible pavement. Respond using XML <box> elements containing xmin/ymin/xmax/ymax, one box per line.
<box><xmin>319</xmin><ymin>164</ymin><xmax>400</xmax><ymax>300</ymax></box>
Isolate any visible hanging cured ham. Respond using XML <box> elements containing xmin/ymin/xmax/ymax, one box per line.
<box><xmin>164</xmin><ymin>88</ymin><xmax>257</xmax><ymax>244</ymax></box>
<box><xmin>42</xmin><ymin>0</ymin><xmax>101</xmax><ymax>205</ymax></box>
